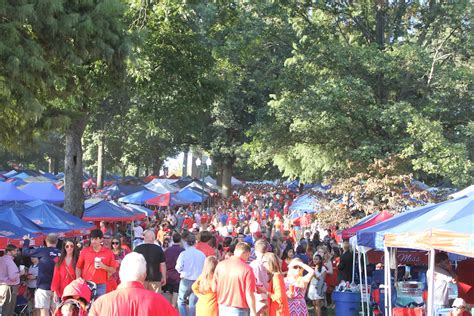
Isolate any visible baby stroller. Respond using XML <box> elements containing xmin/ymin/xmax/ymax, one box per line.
<box><xmin>54</xmin><ymin>279</ymin><xmax>97</xmax><ymax>316</ymax></box>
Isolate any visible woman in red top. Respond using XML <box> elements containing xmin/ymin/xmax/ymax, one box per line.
<box><xmin>281</xmin><ymin>248</ymin><xmax>295</xmax><ymax>276</ymax></box>
<box><xmin>51</xmin><ymin>239</ymin><xmax>78</xmax><ymax>301</ymax></box>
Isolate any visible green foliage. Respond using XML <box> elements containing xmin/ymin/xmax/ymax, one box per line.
<box><xmin>250</xmin><ymin>1</ymin><xmax>473</xmax><ymax>187</ymax></box>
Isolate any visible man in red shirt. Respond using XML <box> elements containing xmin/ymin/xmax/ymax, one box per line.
<box><xmin>213</xmin><ymin>242</ymin><xmax>256</xmax><ymax>316</ymax></box>
<box><xmin>89</xmin><ymin>252</ymin><xmax>178</xmax><ymax>316</ymax></box>
<box><xmin>195</xmin><ymin>231</ymin><xmax>215</xmax><ymax>257</ymax></box>
<box><xmin>182</xmin><ymin>215</ymin><xmax>194</xmax><ymax>230</ymax></box>
<box><xmin>76</xmin><ymin>229</ymin><xmax>116</xmax><ymax>297</ymax></box>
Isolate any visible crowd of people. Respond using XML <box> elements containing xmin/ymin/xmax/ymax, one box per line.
<box><xmin>0</xmin><ymin>184</ymin><xmax>470</xmax><ymax>316</ymax></box>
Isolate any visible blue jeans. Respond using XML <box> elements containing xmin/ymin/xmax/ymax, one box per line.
<box><xmin>96</xmin><ymin>283</ymin><xmax>106</xmax><ymax>298</ymax></box>
<box><xmin>218</xmin><ymin>305</ymin><xmax>250</xmax><ymax>316</ymax></box>
<box><xmin>178</xmin><ymin>279</ymin><xmax>197</xmax><ymax>316</ymax></box>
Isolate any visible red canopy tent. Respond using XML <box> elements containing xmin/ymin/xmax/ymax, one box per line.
<box><xmin>147</xmin><ymin>192</ymin><xmax>171</xmax><ymax>207</ymax></box>
<box><xmin>341</xmin><ymin>210</ymin><xmax>393</xmax><ymax>239</ymax></box>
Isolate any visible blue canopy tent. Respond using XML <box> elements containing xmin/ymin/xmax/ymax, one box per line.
<box><xmin>0</xmin><ymin>205</ymin><xmax>48</xmax><ymax>234</ymax></box>
<box><xmin>20</xmin><ymin>182</ymin><xmax>64</xmax><ymax>204</ymax></box>
<box><xmin>3</xmin><ymin>170</ymin><xmax>18</xmax><ymax>178</ymax></box>
<box><xmin>19</xmin><ymin>203</ymin><xmax>94</xmax><ymax>235</ymax></box>
<box><xmin>122</xmin><ymin>204</ymin><xmax>154</xmax><ymax>217</ymax></box>
<box><xmin>118</xmin><ymin>190</ymin><xmax>159</xmax><ymax>205</ymax></box>
<box><xmin>356</xmin><ymin>198</ymin><xmax>462</xmax><ymax>251</ymax></box>
<box><xmin>108</xmin><ymin>184</ymin><xmax>148</xmax><ymax>197</ymax></box>
<box><xmin>176</xmin><ymin>187</ymin><xmax>207</xmax><ymax>203</ymax></box>
<box><xmin>39</xmin><ymin>171</ymin><xmax>58</xmax><ymax>180</ymax></box>
<box><xmin>0</xmin><ymin>220</ymin><xmax>31</xmax><ymax>239</ymax></box>
<box><xmin>0</xmin><ymin>182</ymin><xmax>35</xmax><ymax>204</ymax></box>
<box><xmin>83</xmin><ymin>200</ymin><xmax>144</xmax><ymax>221</ymax></box>
<box><xmin>288</xmin><ymin>194</ymin><xmax>321</xmax><ymax>220</ymax></box>
<box><xmin>109</xmin><ymin>201</ymin><xmax>147</xmax><ymax>219</ymax></box>
<box><xmin>384</xmin><ymin>194</ymin><xmax>474</xmax><ymax>255</ymax></box>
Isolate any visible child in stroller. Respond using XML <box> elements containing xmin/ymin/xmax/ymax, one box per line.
<box><xmin>54</xmin><ymin>279</ymin><xmax>97</xmax><ymax>316</ymax></box>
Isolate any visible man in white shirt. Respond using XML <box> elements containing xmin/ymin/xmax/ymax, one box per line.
<box><xmin>175</xmin><ymin>233</ymin><xmax>205</xmax><ymax>316</ymax></box>
<box><xmin>428</xmin><ymin>252</ymin><xmax>456</xmax><ymax>314</ymax></box>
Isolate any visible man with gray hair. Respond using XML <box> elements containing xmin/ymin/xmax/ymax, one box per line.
<box><xmin>175</xmin><ymin>233</ymin><xmax>205</xmax><ymax>316</ymax></box>
<box><xmin>134</xmin><ymin>229</ymin><xmax>166</xmax><ymax>293</ymax></box>
<box><xmin>89</xmin><ymin>252</ymin><xmax>178</xmax><ymax>316</ymax></box>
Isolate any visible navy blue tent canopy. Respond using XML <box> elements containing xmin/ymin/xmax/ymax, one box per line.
<box><xmin>0</xmin><ymin>182</ymin><xmax>35</xmax><ymax>204</ymax></box>
<box><xmin>21</xmin><ymin>182</ymin><xmax>64</xmax><ymax>204</ymax></box>
<box><xmin>19</xmin><ymin>203</ymin><xmax>94</xmax><ymax>233</ymax></box>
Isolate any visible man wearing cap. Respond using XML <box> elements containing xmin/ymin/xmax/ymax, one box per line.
<box><xmin>448</xmin><ymin>298</ymin><xmax>471</xmax><ymax>316</ymax></box>
<box><xmin>23</xmin><ymin>233</ymin><xmax>60</xmax><ymax>316</ymax></box>
<box><xmin>0</xmin><ymin>244</ymin><xmax>20</xmax><ymax>316</ymax></box>
<box><xmin>182</xmin><ymin>215</ymin><xmax>194</xmax><ymax>231</ymax></box>
<box><xmin>76</xmin><ymin>229</ymin><xmax>117</xmax><ymax>298</ymax></box>
<box><xmin>175</xmin><ymin>233</ymin><xmax>205</xmax><ymax>316</ymax></box>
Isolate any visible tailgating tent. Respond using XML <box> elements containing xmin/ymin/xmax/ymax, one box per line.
<box><xmin>341</xmin><ymin>210</ymin><xmax>393</xmax><ymax>239</ymax></box>
<box><xmin>5</xmin><ymin>178</ymin><xmax>27</xmax><ymax>187</ymax></box>
<box><xmin>118</xmin><ymin>190</ymin><xmax>159</xmax><ymax>205</ymax></box>
<box><xmin>0</xmin><ymin>220</ymin><xmax>33</xmax><ymax>248</ymax></box>
<box><xmin>450</xmin><ymin>185</ymin><xmax>474</xmax><ymax>199</ymax></box>
<box><xmin>384</xmin><ymin>194</ymin><xmax>474</xmax><ymax>257</ymax></box>
<box><xmin>231</xmin><ymin>177</ymin><xmax>244</xmax><ymax>186</ymax></box>
<box><xmin>380</xmin><ymin>195</ymin><xmax>474</xmax><ymax>316</ymax></box>
<box><xmin>83</xmin><ymin>200</ymin><xmax>144</xmax><ymax>221</ymax></box>
<box><xmin>172</xmin><ymin>176</ymin><xmax>194</xmax><ymax>189</ymax></box>
<box><xmin>204</xmin><ymin>176</ymin><xmax>216</xmax><ymax>185</ymax></box>
<box><xmin>176</xmin><ymin>187</ymin><xmax>208</xmax><ymax>203</ymax></box>
<box><xmin>20</xmin><ymin>202</ymin><xmax>94</xmax><ymax>235</ymax></box>
<box><xmin>289</xmin><ymin>194</ymin><xmax>320</xmax><ymax>212</ymax></box>
<box><xmin>3</xmin><ymin>170</ymin><xmax>18</xmax><ymax>178</ymax></box>
<box><xmin>100</xmin><ymin>184</ymin><xmax>145</xmax><ymax>199</ymax></box>
<box><xmin>122</xmin><ymin>204</ymin><xmax>154</xmax><ymax>217</ymax></box>
<box><xmin>356</xmin><ymin>201</ymin><xmax>445</xmax><ymax>251</ymax></box>
<box><xmin>145</xmin><ymin>180</ymin><xmax>179</xmax><ymax>194</ymax></box>
<box><xmin>146</xmin><ymin>192</ymin><xmax>189</xmax><ymax>207</ymax></box>
<box><xmin>39</xmin><ymin>171</ymin><xmax>57</xmax><ymax>180</ymax></box>
<box><xmin>21</xmin><ymin>182</ymin><xmax>65</xmax><ymax>204</ymax></box>
<box><xmin>0</xmin><ymin>204</ymin><xmax>47</xmax><ymax>234</ymax></box>
<box><xmin>0</xmin><ymin>182</ymin><xmax>35</xmax><ymax>204</ymax></box>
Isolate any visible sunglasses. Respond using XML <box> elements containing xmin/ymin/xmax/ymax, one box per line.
<box><xmin>454</xmin><ymin>307</ymin><xmax>465</xmax><ymax>310</ymax></box>
<box><xmin>291</xmin><ymin>266</ymin><xmax>302</xmax><ymax>270</ymax></box>
<box><xmin>111</xmin><ymin>242</ymin><xmax>120</xmax><ymax>245</ymax></box>
<box><xmin>65</xmin><ymin>245</ymin><xmax>75</xmax><ymax>249</ymax></box>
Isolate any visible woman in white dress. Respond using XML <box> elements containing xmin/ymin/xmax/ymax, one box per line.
<box><xmin>308</xmin><ymin>254</ymin><xmax>327</xmax><ymax>316</ymax></box>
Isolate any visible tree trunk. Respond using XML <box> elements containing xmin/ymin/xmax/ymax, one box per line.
<box><xmin>64</xmin><ymin>115</ymin><xmax>88</xmax><ymax>218</ymax></box>
<box><xmin>221</xmin><ymin>159</ymin><xmax>233</xmax><ymax>198</ymax></box>
<box><xmin>96</xmin><ymin>133</ymin><xmax>105</xmax><ymax>189</ymax></box>
<box><xmin>215</xmin><ymin>161</ymin><xmax>223</xmax><ymax>188</ymax></box>
<box><xmin>48</xmin><ymin>157</ymin><xmax>53</xmax><ymax>173</ymax></box>
<box><xmin>135</xmin><ymin>164</ymin><xmax>140</xmax><ymax>177</ymax></box>
<box><xmin>182</xmin><ymin>150</ymin><xmax>188</xmax><ymax>177</ymax></box>
<box><xmin>53</xmin><ymin>157</ymin><xmax>60</xmax><ymax>175</ymax></box>
<box><xmin>145</xmin><ymin>165</ymin><xmax>149</xmax><ymax>176</ymax></box>
<box><xmin>152</xmin><ymin>158</ymin><xmax>163</xmax><ymax>175</ymax></box>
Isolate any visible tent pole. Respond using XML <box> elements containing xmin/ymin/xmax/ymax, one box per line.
<box><xmin>357</xmin><ymin>249</ymin><xmax>365</xmax><ymax>316</ymax></box>
<box><xmin>427</xmin><ymin>249</ymin><xmax>435</xmax><ymax>316</ymax></box>
<box><xmin>352</xmin><ymin>245</ymin><xmax>356</xmax><ymax>282</ymax></box>
<box><xmin>388</xmin><ymin>247</ymin><xmax>393</xmax><ymax>316</ymax></box>
<box><xmin>384</xmin><ymin>246</ymin><xmax>390</xmax><ymax>316</ymax></box>
<box><xmin>364</xmin><ymin>252</ymin><xmax>370</xmax><ymax>316</ymax></box>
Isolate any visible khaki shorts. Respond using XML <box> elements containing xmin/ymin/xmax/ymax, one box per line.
<box><xmin>144</xmin><ymin>281</ymin><xmax>161</xmax><ymax>293</ymax></box>
<box><xmin>35</xmin><ymin>288</ymin><xmax>54</xmax><ymax>309</ymax></box>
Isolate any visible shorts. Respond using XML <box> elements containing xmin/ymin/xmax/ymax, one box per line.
<box><xmin>35</xmin><ymin>288</ymin><xmax>54</xmax><ymax>309</ymax></box>
<box><xmin>163</xmin><ymin>282</ymin><xmax>180</xmax><ymax>294</ymax></box>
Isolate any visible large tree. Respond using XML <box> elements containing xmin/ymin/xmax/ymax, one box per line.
<box><xmin>0</xmin><ymin>1</ymin><xmax>130</xmax><ymax>216</ymax></box>
<box><xmin>250</xmin><ymin>1</ymin><xmax>473</xmax><ymax>187</ymax></box>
